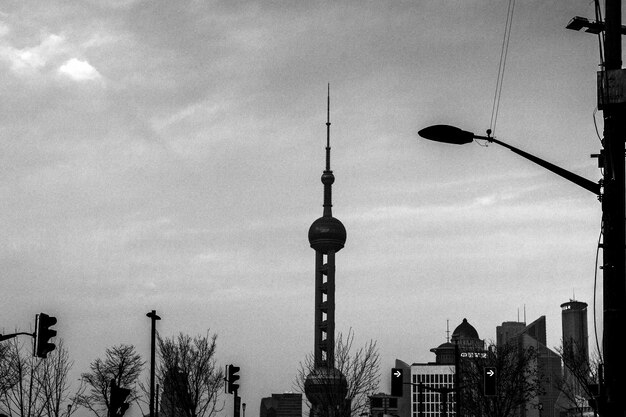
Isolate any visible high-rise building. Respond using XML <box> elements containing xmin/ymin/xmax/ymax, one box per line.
<box><xmin>260</xmin><ymin>393</ymin><xmax>302</xmax><ymax>417</ymax></box>
<box><xmin>158</xmin><ymin>368</ymin><xmax>190</xmax><ymax>417</ymax></box>
<box><xmin>496</xmin><ymin>316</ymin><xmax>562</xmax><ymax>417</ymax></box>
<box><xmin>559</xmin><ymin>300</ymin><xmax>590</xmax><ymax>415</ymax></box>
<box><xmin>496</xmin><ymin>321</ymin><xmax>526</xmax><ymax>346</ymax></box>
<box><xmin>561</xmin><ymin>300</ymin><xmax>589</xmax><ymax>366</ymax></box>
<box><xmin>304</xmin><ymin>87</ymin><xmax>349</xmax><ymax>417</ymax></box>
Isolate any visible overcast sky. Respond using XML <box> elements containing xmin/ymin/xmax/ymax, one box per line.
<box><xmin>0</xmin><ymin>1</ymin><xmax>612</xmax><ymax>416</ymax></box>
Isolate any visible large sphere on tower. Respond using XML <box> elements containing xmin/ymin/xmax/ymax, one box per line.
<box><xmin>308</xmin><ymin>216</ymin><xmax>346</xmax><ymax>253</ymax></box>
<box><xmin>304</xmin><ymin>367</ymin><xmax>348</xmax><ymax>407</ymax></box>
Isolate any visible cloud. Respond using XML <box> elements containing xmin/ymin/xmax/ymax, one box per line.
<box><xmin>1</xmin><ymin>34</ymin><xmax>67</xmax><ymax>74</ymax></box>
<box><xmin>58</xmin><ymin>58</ymin><xmax>101</xmax><ymax>81</ymax></box>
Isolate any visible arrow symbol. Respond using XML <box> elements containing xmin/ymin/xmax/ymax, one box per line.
<box><xmin>487</xmin><ymin>369</ymin><xmax>495</xmax><ymax>377</ymax></box>
<box><xmin>394</xmin><ymin>370</ymin><xmax>401</xmax><ymax>378</ymax></box>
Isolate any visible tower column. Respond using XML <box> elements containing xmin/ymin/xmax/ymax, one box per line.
<box><xmin>325</xmin><ymin>250</ymin><xmax>336</xmax><ymax>368</ymax></box>
<box><xmin>314</xmin><ymin>250</ymin><xmax>324</xmax><ymax>367</ymax></box>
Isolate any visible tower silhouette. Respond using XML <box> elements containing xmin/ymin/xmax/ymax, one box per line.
<box><xmin>304</xmin><ymin>86</ymin><xmax>348</xmax><ymax>417</ymax></box>
<box><xmin>561</xmin><ymin>299</ymin><xmax>589</xmax><ymax>389</ymax></box>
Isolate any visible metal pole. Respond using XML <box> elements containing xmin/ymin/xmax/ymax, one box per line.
<box><xmin>234</xmin><ymin>392</ymin><xmax>241</xmax><ymax>417</ymax></box>
<box><xmin>146</xmin><ymin>310</ymin><xmax>161</xmax><ymax>417</ymax></box>
<box><xmin>454</xmin><ymin>344</ymin><xmax>460</xmax><ymax>417</ymax></box>
<box><xmin>601</xmin><ymin>1</ymin><xmax>625</xmax><ymax>416</ymax></box>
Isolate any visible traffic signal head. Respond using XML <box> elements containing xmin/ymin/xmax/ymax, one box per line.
<box><xmin>110</xmin><ymin>379</ymin><xmax>131</xmax><ymax>417</ymax></box>
<box><xmin>35</xmin><ymin>313</ymin><xmax>57</xmax><ymax>358</ymax></box>
<box><xmin>483</xmin><ymin>367</ymin><xmax>497</xmax><ymax>396</ymax></box>
<box><xmin>391</xmin><ymin>368</ymin><xmax>403</xmax><ymax>397</ymax></box>
<box><xmin>227</xmin><ymin>364</ymin><xmax>240</xmax><ymax>394</ymax></box>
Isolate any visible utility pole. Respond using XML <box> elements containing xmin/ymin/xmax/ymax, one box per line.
<box><xmin>600</xmin><ymin>1</ymin><xmax>625</xmax><ymax>416</ymax></box>
<box><xmin>146</xmin><ymin>310</ymin><xmax>161</xmax><ymax>417</ymax></box>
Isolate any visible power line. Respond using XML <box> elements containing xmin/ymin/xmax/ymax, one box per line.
<box><xmin>489</xmin><ymin>0</ymin><xmax>516</xmax><ymax>137</ymax></box>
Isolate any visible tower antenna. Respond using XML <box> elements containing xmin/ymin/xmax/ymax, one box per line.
<box><xmin>326</xmin><ymin>83</ymin><xmax>331</xmax><ymax>170</ymax></box>
<box><xmin>446</xmin><ymin>319</ymin><xmax>450</xmax><ymax>342</ymax></box>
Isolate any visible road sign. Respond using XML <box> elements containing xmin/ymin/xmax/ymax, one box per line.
<box><xmin>484</xmin><ymin>366</ymin><xmax>496</xmax><ymax>396</ymax></box>
<box><xmin>391</xmin><ymin>368</ymin><xmax>403</xmax><ymax>397</ymax></box>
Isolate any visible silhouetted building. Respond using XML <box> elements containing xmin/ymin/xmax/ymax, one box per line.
<box><xmin>304</xmin><ymin>89</ymin><xmax>349</xmax><ymax>417</ymax></box>
<box><xmin>260</xmin><ymin>393</ymin><xmax>302</xmax><ymax>417</ymax></box>
<box><xmin>496</xmin><ymin>321</ymin><xmax>526</xmax><ymax>346</ymax></box>
<box><xmin>497</xmin><ymin>316</ymin><xmax>563</xmax><ymax>417</ymax></box>
<box><xmin>559</xmin><ymin>300</ymin><xmax>591</xmax><ymax>416</ymax></box>
<box><xmin>408</xmin><ymin>318</ymin><xmax>483</xmax><ymax>417</ymax></box>
<box><xmin>561</xmin><ymin>300</ymin><xmax>589</xmax><ymax>370</ymax></box>
<box><xmin>369</xmin><ymin>394</ymin><xmax>398</xmax><ymax>417</ymax></box>
<box><xmin>159</xmin><ymin>368</ymin><xmax>190</xmax><ymax>417</ymax></box>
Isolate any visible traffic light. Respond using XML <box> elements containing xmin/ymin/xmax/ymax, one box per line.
<box><xmin>35</xmin><ymin>313</ymin><xmax>57</xmax><ymax>358</ymax></box>
<box><xmin>110</xmin><ymin>379</ymin><xmax>131</xmax><ymax>417</ymax></box>
<box><xmin>227</xmin><ymin>364</ymin><xmax>240</xmax><ymax>394</ymax></box>
<box><xmin>484</xmin><ymin>367</ymin><xmax>497</xmax><ymax>396</ymax></box>
<box><xmin>391</xmin><ymin>368</ymin><xmax>403</xmax><ymax>397</ymax></box>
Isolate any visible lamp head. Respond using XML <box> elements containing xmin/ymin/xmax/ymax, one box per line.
<box><xmin>418</xmin><ymin>124</ymin><xmax>475</xmax><ymax>145</ymax></box>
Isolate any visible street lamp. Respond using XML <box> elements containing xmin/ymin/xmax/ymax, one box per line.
<box><xmin>146</xmin><ymin>310</ymin><xmax>161</xmax><ymax>417</ymax></box>
<box><xmin>417</xmin><ymin>125</ymin><xmax>600</xmax><ymax>196</ymax></box>
<box><xmin>418</xmin><ymin>122</ymin><xmax>624</xmax><ymax>416</ymax></box>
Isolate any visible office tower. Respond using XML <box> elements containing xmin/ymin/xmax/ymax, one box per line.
<box><xmin>561</xmin><ymin>300</ymin><xmax>589</xmax><ymax>365</ymax></box>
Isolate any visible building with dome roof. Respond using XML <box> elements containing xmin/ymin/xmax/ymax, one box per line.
<box><xmin>394</xmin><ymin>318</ymin><xmax>485</xmax><ymax>417</ymax></box>
<box><xmin>451</xmin><ymin>318</ymin><xmax>484</xmax><ymax>351</ymax></box>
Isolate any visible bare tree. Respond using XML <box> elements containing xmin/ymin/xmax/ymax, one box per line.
<box><xmin>457</xmin><ymin>341</ymin><xmax>544</xmax><ymax>417</ymax></box>
<box><xmin>0</xmin><ymin>338</ymin><xmax>45</xmax><ymax>417</ymax></box>
<box><xmin>555</xmin><ymin>340</ymin><xmax>601</xmax><ymax>416</ymax></box>
<box><xmin>37</xmin><ymin>339</ymin><xmax>85</xmax><ymax>417</ymax></box>
<box><xmin>77</xmin><ymin>345</ymin><xmax>144</xmax><ymax>417</ymax></box>
<box><xmin>0</xmin><ymin>341</ymin><xmax>16</xmax><ymax>399</ymax></box>
<box><xmin>0</xmin><ymin>338</ymin><xmax>82</xmax><ymax>417</ymax></box>
<box><xmin>294</xmin><ymin>329</ymin><xmax>380</xmax><ymax>417</ymax></box>
<box><xmin>156</xmin><ymin>332</ymin><xmax>224</xmax><ymax>417</ymax></box>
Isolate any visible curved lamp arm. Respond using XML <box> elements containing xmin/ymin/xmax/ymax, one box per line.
<box><xmin>419</xmin><ymin>125</ymin><xmax>601</xmax><ymax>196</ymax></box>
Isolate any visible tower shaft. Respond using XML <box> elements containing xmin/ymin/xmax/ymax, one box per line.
<box><xmin>314</xmin><ymin>250</ymin><xmax>336</xmax><ymax>368</ymax></box>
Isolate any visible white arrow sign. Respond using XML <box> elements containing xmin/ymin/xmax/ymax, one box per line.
<box><xmin>393</xmin><ymin>370</ymin><xmax>401</xmax><ymax>378</ymax></box>
<box><xmin>487</xmin><ymin>369</ymin><xmax>495</xmax><ymax>377</ymax></box>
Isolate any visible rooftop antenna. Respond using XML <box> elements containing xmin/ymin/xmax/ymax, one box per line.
<box><xmin>446</xmin><ymin>319</ymin><xmax>450</xmax><ymax>342</ymax></box>
<box><xmin>517</xmin><ymin>308</ymin><xmax>520</xmax><ymax>322</ymax></box>
<box><xmin>524</xmin><ymin>304</ymin><xmax>527</xmax><ymax>324</ymax></box>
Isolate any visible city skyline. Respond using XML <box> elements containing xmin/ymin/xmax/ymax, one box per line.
<box><xmin>1</xmin><ymin>1</ymin><xmax>604</xmax><ymax>416</ymax></box>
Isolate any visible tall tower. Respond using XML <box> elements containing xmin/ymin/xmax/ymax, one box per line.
<box><xmin>561</xmin><ymin>300</ymin><xmax>589</xmax><ymax>385</ymax></box>
<box><xmin>304</xmin><ymin>86</ymin><xmax>348</xmax><ymax>417</ymax></box>
<box><xmin>561</xmin><ymin>300</ymin><xmax>588</xmax><ymax>357</ymax></box>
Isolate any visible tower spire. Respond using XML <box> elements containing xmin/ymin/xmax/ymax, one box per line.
<box><xmin>326</xmin><ymin>83</ymin><xmax>331</xmax><ymax>170</ymax></box>
<box><xmin>322</xmin><ymin>84</ymin><xmax>334</xmax><ymax>218</ymax></box>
